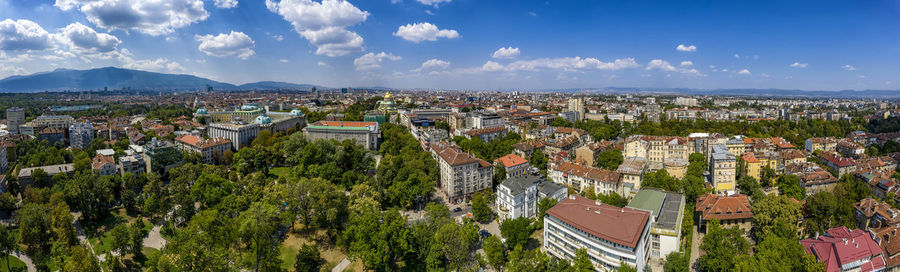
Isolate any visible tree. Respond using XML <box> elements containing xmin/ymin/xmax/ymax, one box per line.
<box><xmin>537</xmin><ymin>197</ymin><xmax>558</xmax><ymax>222</ymax></box>
<box><xmin>736</xmin><ymin>176</ymin><xmax>764</xmax><ymax>201</ymax></box>
<box><xmin>482</xmin><ymin>236</ymin><xmax>505</xmax><ymax>270</ymax></box>
<box><xmin>504</xmin><ymin>245</ymin><xmax>550</xmax><ymax>272</ymax></box>
<box><xmin>804</xmin><ymin>190</ymin><xmax>854</xmax><ymax>235</ymax></box>
<box><xmin>65</xmin><ymin>172</ymin><xmax>116</xmax><ymax>222</ymax></box>
<box><xmin>238</xmin><ymin>202</ymin><xmax>284</xmax><ymax>272</ymax></box>
<box><xmin>432</xmin><ymin>221</ymin><xmax>479</xmax><ymax>270</ymax></box>
<box><xmin>777</xmin><ymin>174</ymin><xmax>805</xmax><ymax>200</ymax></box>
<box><xmin>294</xmin><ymin>244</ymin><xmax>323</xmax><ymax>272</ymax></box>
<box><xmin>573</xmin><ymin>248</ymin><xmax>594</xmax><ymax>272</ymax></box>
<box><xmin>500</xmin><ymin>217</ymin><xmax>532</xmax><ymax>250</ymax></box>
<box><xmin>687</xmin><ymin>153</ymin><xmax>708</xmax><ymax>177</ymax></box>
<box><xmin>343</xmin><ymin>208</ymin><xmax>409</xmax><ymax>271</ymax></box>
<box><xmin>49</xmin><ymin>193</ymin><xmax>76</xmax><ymax>247</ymax></box>
<box><xmin>663</xmin><ymin>252</ymin><xmax>689</xmax><ymax>272</ymax></box>
<box><xmin>530</xmin><ymin>150</ymin><xmax>548</xmax><ymax>173</ymax></box>
<box><xmin>64</xmin><ymin>245</ymin><xmax>101</xmax><ymax>272</ymax></box>
<box><xmin>734</xmin><ymin>235</ymin><xmax>824</xmax><ymax>272</ymax></box>
<box><xmin>493</xmin><ymin>164</ymin><xmax>507</xmax><ymax>186</ymax></box>
<box><xmin>110</xmin><ymin>224</ymin><xmax>132</xmax><ymax>256</ymax></box>
<box><xmin>760</xmin><ymin>166</ymin><xmax>777</xmax><ymax>188</ymax></box>
<box><xmin>617</xmin><ymin>262</ymin><xmax>638</xmax><ymax>272</ymax></box>
<box><xmin>698</xmin><ymin>220</ymin><xmax>750</xmax><ymax>272</ymax></box>
<box><xmin>597</xmin><ymin>192</ymin><xmax>628</xmax><ymax>207</ymax></box>
<box><xmin>471</xmin><ymin>191</ymin><xmax>492</xmax><ymax>223</ymax></box>
<box><xmin>18</xmin><ymin>203</ymin><xmax>52</xmax><ymax>256</ymax></box>
<box><xmin>0</xmin><ymin>226</ymin><xmax>15</xmax><ymax>272</ymax></box>
<box><xmin>752</xmin><ymin>195</ymin><xmax>802</xmax><ymax>241</ymax></box>
<box><xmin>595</xmin><ymin>149</ymin><xmax>624</xmax><ymax>170</ymax></box>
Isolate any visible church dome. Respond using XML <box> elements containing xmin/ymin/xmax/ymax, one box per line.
<box><xmin>254</xmin><ymin>115</ymin><xmax>272</xmax><ymax>125</ymax></box>
<box><xmin>195</xmin><ymin>108</ymin><xmax>208</xmax><ymax>115</ymax></box>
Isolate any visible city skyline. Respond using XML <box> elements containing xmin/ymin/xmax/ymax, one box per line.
<box><xmin>0</xmin><ymin>0</ymin><xmax>898</xmax><ymax>91</ymax></box>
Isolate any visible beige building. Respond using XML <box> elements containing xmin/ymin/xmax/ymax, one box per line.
<box><xmin>175</xmin><ymin>135</ymin><xmax>232</xmax><ymax>165</ymax></box>
<box><xmin>710</xmin><ymin>144</ymin><xmax>736</xmax><ymax>193</ymax></box>
<box><xmin>624</xmin><ymin>135</ymin><xmax>691</xmax><ymax>171</ymax></box>
<box><xmin>617</xmin><ymin>157</ymin><xmax>647</xmax><ymax>194</ymax></box>
<box><xmin>430</xmin><ymin>142</ymin><xmax>493</xmax><ymax>203</ymax></box>
<box><xmin>549</xmin><ymin>160</ymin><xmax>621</xmax><ymax>195</ymax></box>
<box><xmin>303</xmin><ymin>121</ymin><xmax>380</xmax><ymax>151</ymax></box>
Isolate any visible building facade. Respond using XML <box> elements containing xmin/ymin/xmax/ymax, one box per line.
<box><xmin>69</xmin><ymin>121</ymin><xmax>94</xmax><ymax>150</ymax></box>
<box><xmin>710</xmin><ymin>144</ymin><xmax>736</xmax><ymax>193</ymax></box>
<box><xmin>175</xmin><ymin>135</ymin><xmax>232</xmax><ymax>165</ymax></box>
<box><xmin>429</xmin><ymin>142</ymin><xmax>493</xmax><ymax>203</ymax></box>
<box><xmin>5</xmin><ymin>107</ymin><xmax>24</xmax><ymax>135</ymax></box>
<box><xmin>303</xmin><ymin>121</ymin><xmax>380</xmax><ymax>151</ymax></box>
<box><xmin>118</xmin><ymin>155</ymin><xmax>146</xmax><ymax>176</ymax></box>
<box><xmin>550</xmin><ymin>161</ymin><xmax>621</xmax><ymax>195</ymax></box>
<box><xmin>208</xmin><ymin>122</ymin><xmax>261</xmax><ymax>150</ymax></box>
<box><xmin>144</xmin><ymin>138</ymin><xmax>183</xmax><ymax>174</ymax></box>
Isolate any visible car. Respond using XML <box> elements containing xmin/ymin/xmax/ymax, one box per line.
<box><xmin>453</xmin><ymin>207</ymin><xmax>463</xmax><ymax>212</ymax></box>
<box><xmin>479</xmin><ymin>229</ymin><xmax>491</xmax><ymax>238</ymax></box>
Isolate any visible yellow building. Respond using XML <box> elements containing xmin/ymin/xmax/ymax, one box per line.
<box><xmin>742</xmin><ymin>152</ymin><xmax>779</xmax><ymax>181</ymax></box>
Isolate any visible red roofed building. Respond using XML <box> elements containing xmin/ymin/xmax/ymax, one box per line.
<box><xmin>494</xmin><ymin>153</ymin><xmax>530</xmax><ymax>178</ymax></box>
<box><xmin>543</xmin><ymin>194</ymin><xmax>651</xmax><ymax>271</ymax></box>
<box><xmin>175</xmin><ymin>135</ymin><xmax>232</xmax><ymax>165</ymax></box>
<box><xmin>820</xmin><ymin>152</ymin><xmax>858</xmax><ymax>177</ymax></box>
<box><xmin>695</xmin><ymin>193</ymin><xmax>753</xmax><ymax>232</ymax></box>
<box><xmin>429</xmin><ymin>142</ymin><xmax>493</xmax><ymax>203</ymax></box>
<box><xmin>92</xmin><ymin>154</ymin><xmax>117</xmax><ymax>176</ymax></box>
<box><xmin>800</xmin><ymin>226</ymin><xmax>886</xmax><ymax>272</ymax></box>
<box><xmin>549</xmin><ymin>161</ymin><xmax>621</xmax><ymax>195</ymax></box>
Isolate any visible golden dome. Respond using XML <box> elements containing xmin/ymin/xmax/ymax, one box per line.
<box><xmin>384</xmin><ymin>92</ymin><xmax>393</xmax><ymax>99</ymax></box>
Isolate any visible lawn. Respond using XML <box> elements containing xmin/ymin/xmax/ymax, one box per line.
<box><xmin>271</xmin><ymin>167</ymin><xmax>296</xmax><ymax>182</ymax></box>
<box><xmin>0</xmin><ymin>254</ymin><xmax>26</xmax><ymax>272</ymax></box>
<box><xmin>278</xmin><ymin>227</ymin><xmax>363</xmax><ymax>272</ymax></box>
<box><xmin>84</xmin><ymin>208</ymin><xmax>154</xmax><ymax>256</ymax></box>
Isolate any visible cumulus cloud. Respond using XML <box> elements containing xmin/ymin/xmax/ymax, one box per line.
<box><xmin>416</xmin><ymin>0</ymin><xmax>451</xmax><ymax>7</ymax></box>
<box><xmin>279</xmin><ymin>59</ymin><xmax>289</xmax><ymax>63</ymax></box>
<box><xmin>354</xmin><ymin>52</ymin><xmax>401</xmax><ymax>70</ymax></box>
<box><xmin>214</xmin><ymin>0</ymin><xmax>238</xmax><ymax>8</ymax></box>
<box><xmin>58</xmin><ymin>22</ymin><xmax>121</xmax><ymax>53</ymax></box>
<box><xmin>492</xmin><ymin>47</ymin><xmax>520</xmax><ymax>59</ymax></box>
<box><xmin>479</xmin><ymin>57</ymin><xmax>639</xmax><ymax>73</ymax></box>
<box><xmin>646</xmin><ymin>59</ymin><xmax>704</xmax><ymax>76</ymax></box>
<box><xmin>680</xmin><ymin>61</ymin><xmax>693</xmax><ymax>67</ymax></box>
<box><xmin>733</xmin><ymin>53</ymin><xmax>740</xmax><ymax>58</ymax></box>
<box><xmin>393</xmin><ymin>22</ymin><xmax>459</xmax><ymax>43</ymax></box>
<box><xmin>420</xmin><ymin>58</ymin><xmax>450</xmax><ymax>69</ymax></box>
<box><xmin>124</xmin><ymin>58</ymin><xmax>185</xmax><ymax>73</ymax></box>
<box><xmin>266</xmin><ymin>0</ymin><xmax>369</xmax><ymax>57</ymax></box>
<box><xmin>0</xmin><ymin>63</ymin><xmax>26</xmax><ymax>77</ymax></box>
<box><xmin>738</xmin><ymin>69</ymin><xmax>751</xmax><ymax>75</ymax></box>
<box><xmin>317</xmin><ymin>61</ymin><xmax>330</xmax><ymax>67</ymax></box>
<box><xmin>789</xmin><ymin>62</ymin><xmax>807</xmax><ymax>68</ymax></box>
<box><xmin>195</xmin><ymin>31</ymin><xmax>255</xmax><ymax>59</ymax></box>
<box><xmin>676</xmin><ymin>44</ymin><xmax>696</xmax><ymax>52</ymax></box>
<box><xmin>54</xmin><ymin>0</ymin><xmax>209</xmax><ymax>36</ymax></box>
<box><xmin>841</xmin><ymin>64</ymin><xmax>856</xmax><ymax>71</ymax></box>
<box><xmin>481</xmin><ymin>61</ymin><xmax>505</xmax><ymax>72</ymax></box>
<box><xmin>0</xmin><ymin>19</ymin><xmax>53</xmax><ymax>51</ymax></box>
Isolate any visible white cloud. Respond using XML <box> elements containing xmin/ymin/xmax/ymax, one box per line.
<box><xmin>425</xmin><ymin>10</ymin><xmax>434</xmax><ymax>15</ymax></box>
<box><xmin>0</xmin><ymin>63</ymin><xmax>26</xmax><ymax>77</ymax></box>
<box><xmin>279</xmin><ymin>59</ymin><xmax>289</xmax><ymax>63</ymax></box>
<box><xmin>676</xmin><ymin>44</ymin><xmax>696</xmax><ymax>52</ymax></box>
<box><xmin>481</xmin><ymin>61</ymin><xmax>505</xmax><ymax>72</ymax></box>
<box><xmin>272</xmin><ymin>35</ymin><xmax>283</xmax><ymax>41</ymax></box>
<box><xmin>733</xmin><ymin>53</ymin><xmax>740</xmax><ymax>58</ymax></box>
<box><xmin>416</xmin><ymin>0</ymin><xmax>451</xmax><ymax>7</ymax></box>
<box><xmin>317</xmin><ymin>61</ymin><xmax>330</xmax><ymax>67</ymax></box>
<box><xmin>214</xmin><ymin>0</ymin><xmax>237</xmax><ymax>8</ymax></box>
<box><xmin>420</xmin><ymin>58</ymin><xmax>450</xmax><ymax>69</ymax></box>
<box><xmin>477</xmin><ymin>57</ymin><xmax>639</xmax><ymax>73</ymax></box>
<box><xmin>761</xmin><ymin>73</ymin><xmax>770</xmax><ymax>78</ymax></box>
<box><xmin>0</xmin><ymin>19</ymin><xmax>53</xmax><ymax>51</ymax></box>
<box><xmin>354</xmin><ymin>52</ymin><xmax>401</xmax><ymax>70</ymax></box>
<box><xmin>789</xmin><ymin>62</ymin><xmax>807</xmax><ymax>68</ymax></box>
<box><xmin>680</xmin><ymin>61</ymin><xmax>693</xmax><ymax>67</ymax></box>
<box><xmin>738</xmin><ymin>69</ymin><xmax>751</xmax><ymax>75</ymax></box>
<box><xmin>841</xmin><ymin>64</ymin><xmax>856</xmax><ymax>71</ymax></box>
<box><xmin>124</xmin><ymin>58</ymin><xmax>185</xmax><ymax>73</ymax></box>
<box><xmin>528</xmin><ymin>11</ymin><xmax>537</xmax><ymax>16</ymax></box>
<box><xmin>492</xmin><ymin>47</ymin><xmax>520</xmax><ymax>59</ymax></box>
<box><xmin>393</xmin><ymin>22</ymin><xmax>459</xmax><ymax>43</ymax></box>
<box><xmin>266</xmin><ymin>0</ymin><xmax>369</xmax><ymax>57</ymax></box>
<box><xmin>54</xmin><ymin>0</ymin><xmax>209</xmax><ymax>36</ymax></box>
<box><xmin>858</xmin><ymin>75</ymin><xmax>866</xmax><ymax>79</ymax></box>
<box><xmin>58</xmin><ymin>22</ymin><xmax>121</xmax><ymax>53</ymax></box>
<box><xmin>646</xmin><ymin>59</ymin><xmax>704</xmax><ymax>76</ymax></box>
<box><xmin>195</xmin><ymin>31</ymin><xmax>255</xmax><ymax>59</ymax></box>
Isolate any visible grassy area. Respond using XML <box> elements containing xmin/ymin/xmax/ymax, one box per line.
<box><xmin>84</xmin><ymin>208</ymin><xmax>154</xmax><ymax>255</ymax></box>
<box><xmin>278</xmin><ymin>227</ymin><xmax>363</xmax><ymax>272</ymax></box>
<box><xmin>271</xmin><ymin>167</ymin><xmax>295</xmax><ymax>182</ymax></box>
<box><xmin>0</xmin><ymin>254</ymin><xmax>26</xmax><ymax>272</ymax></box>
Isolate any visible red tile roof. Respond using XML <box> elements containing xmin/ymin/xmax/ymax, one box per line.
<box><xmin>430</xmin><ymin>142</ymin><xmax>491</xmax><ymax>168</ymax></box>
<box><xmin>695</xmin><ymin>194</ymin><xmax>753</xmax><ymax>221</ymax></box>
<box><xmin>464</xmin><ymin>126</ymin><xmax>508</xmax><ymax>136</ymax></box>
<box><xmin>553</xmin><ymin>161</ymin><xmax>620</xmax><ymax>184</ymax></box>
<box><xmin>820</xmin><ymin>152</ymin><xmax>857</xmax><ymax>168</ymax></box>
<box><xmin>92</xmin><ymin>155</ymin><xmax>115</xmax><ymax>170</ymax></box>
<box><xmin>494</xmin><ymin>154</ymin><xmax>528</xmax><ymax>168</ymax></box>
<box><xmin>800</xmin><ymin>226</ymin><xmax>885</xmax><ymax>272</ymax></box>
<box><xmin>546</xmin><ymin>194</ymin><xmax>650</xmax><ymax>248</ymax></box>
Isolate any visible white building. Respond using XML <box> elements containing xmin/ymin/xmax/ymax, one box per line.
<box><xmin>118</xmin><ymin>155</ymin><xmax>146</xmax><ymax>176</ymax></box>
<box><xmin>496</xmin><ymin>175</ymin><xmax>567</xmax><ymax>222</ymax></box>
<box><xmin>549</xmin><ymin>161</ymin><xmax>621</xmax><ymax>196</ymax></box>
<box><xmin>208</xmin><ymin>122</ymin><xmax>261</xmax><ymax>150</ymax></box>
<box><xmin>19</xmin><ymin>114</ymin><xmax>75</xmax><ymax>136</ymax></box>
<box><xmin>5</xmin><ymin>107</ymin><xmax>24</xmax><ymax>135</ymax></box>
<box><xmin>626</xmin><ymin>189</ymin><xmax>686</xmax><ymax>260</ymax></box>
<box><xmin>302</xmin><ymin>121</ymin><xmax>380</xmax><ymax>151</ymax></box>
<box><xmin>544</xmin><ymin>194</ymin><xmax>651</xmax><ymax>271</ymax></box>
<box><xmin>469</xmin><ymin>112</ymin><xmax>504</xmax><ymax>129</ymax></box>
<box><xmin>429</xmin><ymin>142</ymin><xmax>493</xmax><ymax>203</ymax></box>
<box><xmin>568</xmin><ymin>97</ymin><xmax>585</xmax><ymax>121</ymax></box>
<box><xmin>92</xmin><ymin>155</ymin><xmax>118</xmax><ymax>176</ymax></box>
<box><xmin>69</xmin><ymin>121</ymin><xmax>94</xmax><ymax>150</ymax></box>
<box><xmin>675</xmin><ymin>97</ymin><xmax>698</xmax><ymax>107</ymax></box>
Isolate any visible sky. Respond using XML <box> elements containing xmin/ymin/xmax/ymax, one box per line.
<box><xmin>0</xmin><ymin>0</ymin><xmax>898</xmax><ymax>91</ymax></box>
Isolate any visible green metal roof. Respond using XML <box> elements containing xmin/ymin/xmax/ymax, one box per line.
<box><xmin>626</xmin><ymin>189</ymin><xmax>666</xmax><ymax>216</ymax></box>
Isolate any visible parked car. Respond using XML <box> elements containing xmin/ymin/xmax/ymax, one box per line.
<box><xmin>479</xmin><ymin>229</ymin><xmax>491</xmax><ymax>239</ymax></box>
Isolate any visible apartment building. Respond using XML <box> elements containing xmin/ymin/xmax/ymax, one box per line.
<box><xmin>549</xmin><ymin>161</ymin><xmax>621</xmax><ymax>195</ymax></box>
<box><xmin>118</xmin><ymin>155</ymin><xmax>146</xmax><ymax>176</ymax></box>
<box><xmin>429</xmin><ymin>142</ymin><xmax>493</xmax><ymax>203</ymax></box>
<box><xmin>69</xmin><ymin>121</ymin><xmax>94</xmax><ymax>150</ymax></box>
<box><xmin>710</xmin><ymin>144</ymin><xmax>736</xmax><ymax>193</ymax></box>
<box><xmin>496</xmin><ymin>175</ymin><xmax>566</xmax><ymax>222</ymax></box>
<box><xmin>627</xmin><ymin>189</ymin><xmax>685</xmax><ymax>259</ymax></box>
<box><xmin>175</xmin><ymin>135</ymin><xmax>232</xmax><ymax>165</ymax></box>
<box><xmin>92</xmin><ymin>155</ymin><xmax>117</xmax><ymax>176</ymax></box>
<box><xmin>5</xmin><ymin>107</ymin><xmax>24</xmax><ymax>135</ymax></box>
<box><xmin>695</xmin><ymin>193</ymin><xmax>753</xmax><ymax>233</ymax></box>
<box><xmin>544</xmin><ymin>194</ymin><xmax>651</xmax><ymax>272</ymax></box>
<box><xmin>494</xmin><ymin>153</ymin><xmax>530</xmax><ymax>178</ymax></box>
<box><xmin>617</xmin><ymin>157</ymin><xmax>647</xmax><ymax>194</ymax></box>
<box><xmin>800</xmin><ymin>227</ymin><xmax>886</xmax><ymax>272</ymax></box>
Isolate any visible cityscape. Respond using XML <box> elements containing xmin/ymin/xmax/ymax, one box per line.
<box><xmin>0</xmin><ymin>1</ymin><xmax>899</xmax><ymax>272</ymax></box>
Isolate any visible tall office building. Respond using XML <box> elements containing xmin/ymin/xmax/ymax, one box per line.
<box><xmin>5</xmin><ymin>107</ymin><xmax>24</xmax><ymax>135</ymax></box>
<box><xmin>69</xmin><ymin>121</ymin><xmax>94</xmax><ymax>150</ymax></box>
<box><xmin>567</xmin><ymin>97</ymin><xmax>585</xmax><ymax>121</ymax></box>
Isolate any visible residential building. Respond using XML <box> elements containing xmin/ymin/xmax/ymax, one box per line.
<box><xmin>37</xmin><ymin>127</ymin><xmax>66</xmax><ymax>145</ymax></box>
<box><xmin>550</xmin><ymin>160</ymin><xmax>621</xmax><ymax>195</ymax></box>
<box><xmin>544</xmin><ymin>194</ymin><xmax>651</xmax><ymax>271</ymax></box>
<box><xmin>18</xmin><ymin>163</ymin><xmax>75</xmax><ymax>188</ymax></box>
<box><xmin>19</xmin><ymin>114</ymin><xmax>75</xmax><ymax>136</ymax></box>
<box><xmin>469</xmin><ymin>111</ymin><xmax>504</xmax><ymax>129</ymax></box>
<box><xmin>626</xmin><ymin>189</ymin><xmax>686</xmax><ymax>259</ymax></box>
<box><xmin>496</xmin><ymin>175</ymin><xmax>566</xmax><ymax>222</ymax></box>
<box><xmin>429</xmin><ymin>142</ymin><xmax>493</xmax><ymax>203</ymax></box>
<box><xmin>494</xmin><ymin>153</ymin><xmax>530</xmax><ymax>178</ymax></box>
<box><xmin>303</xmin><ymin>121</ymin><xmax>380</xmax><ymax>151</ymax></box>
<box><xmin>5</xmin><ymin>107</ymin><xmax>24</xmax><ymax>135</ymax></box>
<box><xmin>695</xmin><ymin>193</ymin><xmax>753</xmax><ymax>233</ymax></box>
<box><xmin>118</xmin><ymin>155</ymin><xmax>146</xmax><ymax>176</ymax></box>
<box><xmin>854</xmin><ymin>198</ymin><xmax>900</xmax><ymax>230</ymax></box>
<box><xmin>871</xmin><ymin>225</ymin><xmax>900</xmax><ymax>272</ymax></box>
<box><xmin>567</xmin><ymin>97</ymin><xmax>585</xmax><ymax>121</ymax></box>
<box><xmin>805</xmin><ymin>137</ymin><xmax>839</xmax><ymax>153</ymax></box>
<box><xmin>144</xmin><ymin>138</ymin><xmax>183</xmax><ymax>174</ymax></box>
<box><xmin>819</xmin><ymin>152</ymin><xmax>858</xmax><ymax>177</ymax></box>
<box><xmin>92</xmin><ymin>155</ymin><xmax>117</xmax><ymax>176</ymax></box>
<box><xmin>800</xmin><ymin>226</ymin><xmax>886</xmax><ymax>272</ymax></box>
<box><xmin>464</xmin><ymin>126</ymin><xmax>508</xmax><ymax>142</ymax></box>
<box><xmin>624</xmin><ymin>135</ymin><xmax>691</xmax><ymax>171</ymax></box>
<box><xmin>575</xmin><ymin>141</ymin><xmax>612</xmax><ymax>167</ymax></box>
<box><xmin>208</xmin><ymin>122</ymin><xmax>261</xmax><ymax>150</ymax></box>
<box><xmin>69</xmin><ymin>121</ymin><xmax>94</xmax><ymax>150</ymax></box>
<box><xmin>175</xmin><ymin>135</ymin><xmax>232</xmax><ymax>165</ymax></box>
<box><xmin>798</xmin><ymin>170</ymin><xmax>838</xmax><ymax>195</ymax></box>
<box><xmin>836</xmin><ymin>140</ymin><xmax>866</xmax><ymax>159</ymax></box>
<box><xmin>618</xmin><ymin>157</ymin><xmax>647</xmax><ymax>194</ymax></box>
<box><xmin>0</xmin><ymin>142</ymin><xmax>6</xmax><ymax>173</ymax></box>
<box><xmin>710</xmin><ymin>144</ymin><xmax>736</xmax><ymax>193</ymax></box>
<box><xmin>675</xmin><ymin>97</ymin><xmax>698</xmax><ymax>107</ymax></box>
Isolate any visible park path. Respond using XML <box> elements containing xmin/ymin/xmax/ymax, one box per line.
<box><xmin>72</xmin><ymin>213</ymin><xmax>105</xmax><ymax>272</ymax></box>
<box><xmin>690</xmin><ymin>226</ymin><xmax>701</xmax><ymax>271</ymax></box>
<box><xmin>332</xmin><ymin>258</ymin><xmax>350</xmax><ymax>272</ymax></box>
<box><xmin>142</xmin><ymin>225</ymin><xmax>167</xmax><ymax>250</ymax></box>
<box><xmin>11</xmin><ymin>250</ymin><xmax>36</xmax><ymax>272</ymax></box>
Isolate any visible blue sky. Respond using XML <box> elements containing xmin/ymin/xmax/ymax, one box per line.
<box><xmin>0</xmin><ymin>0</ymin><xmax>898</xmax><ymax>90</ymax></box>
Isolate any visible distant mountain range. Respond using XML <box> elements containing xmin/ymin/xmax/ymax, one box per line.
<box><xmin>0</xmin><ymin>67</ymin><xmax>325</xmax><ymax>92</ymax></box>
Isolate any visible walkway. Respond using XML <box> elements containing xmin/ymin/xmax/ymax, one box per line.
<box><xmin>11</xmin><ymin>250</ymin><xmax>36</xmax><ymax>272</ymax></box>
<box><xmin>331</xmin><ymin>258</ymin><xmax>350</xmax><ymax>272</ymax></box>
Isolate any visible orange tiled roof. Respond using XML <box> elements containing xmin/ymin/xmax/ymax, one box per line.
<box><xmin>494</xmin><ymin>154</ymin><xmax>528</xmax><ymax>168</ymax></box>
<box><xmin>696</xmin><ymin>194</ymin><xmax>753</xmax><ymax>221</ymax></box>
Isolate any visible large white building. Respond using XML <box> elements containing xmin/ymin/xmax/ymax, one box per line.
<box><xmin>303</xmin><ymin>121</ymin><xmax>380</xmax><ymax>151</ymax></box>
<box><xmin>429</xmin><ymin>142</ymin><xmax>493</xmax><ymax>203</ymax></box>
<box><xmin>19</xmin><ymin>115</ymin><xmax>75</xmax><ymax>136</ymax></box>
<box><xmin>626</xmin><ymin>189</ymin><xmax>685</xmax><ymax>260</ymax></box>
<box><xmin>469</xmin><ymin>111</ymin><xmax>504</xmax><ymax>129</ymax></box>
<box><xmin>544</xmin><ymin>194</ymin><xmax>651</xmax><ymax>271</ymax></box>
<box><xmin>69</xmin><ymin>121</ymin><xmax>94</xmax><ymax>150</ymax></box>
<box><xmin>5</xmin><ymin>107</ymin><xmax>24</xmax><ymax>135</ymax></box>
<box><xmin>208</xmin><ymin>122</ymin><xmax>261</xmax><ymax>150</ymax></box>
<box><xmin>496</xmin><ymin>175</ymin><xmax>566</xmax><ymax>222</ymax></box>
